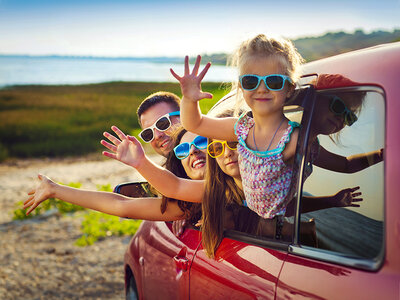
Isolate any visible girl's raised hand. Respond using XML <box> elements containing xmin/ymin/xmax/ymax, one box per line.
<box><xmin>101</xmin><ymin>126</ymin><xmax>145</xmax><ymax>169</ymax></box>
<box><xmin>24</xmin><ymin>174</ymin><xmax>55</xmax><ymax>215</ymax></box>
<box><xmin>170</xmin><ymin>55</ymin><xmax>213</xmax><ymax>102</ymax></box>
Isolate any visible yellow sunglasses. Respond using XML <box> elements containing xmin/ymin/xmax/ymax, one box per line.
<box><xmin>207</xmin><ymin>140</ymin><xmax>238</xmax><ymax>158</ymax></box>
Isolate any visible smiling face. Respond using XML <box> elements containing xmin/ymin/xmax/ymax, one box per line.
<box><xmin>239</xmin><ymin>55</ymin><xmax>294</xmax><ymax>118</ymax></box>
<box><xmin>139</xmin><ymin>102</ymin><xmax>180</xmax><ymax>157</ymax></box>
<box><xmin>179</xmin><ymin>132</ymin><xmax>207</xmax><ymax>180</ymax></box>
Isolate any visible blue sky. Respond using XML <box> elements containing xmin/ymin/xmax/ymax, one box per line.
<box><xmin>0</xmin><ymin>0</ymin><xmax>399</xmax><ymax>57</ymax></box>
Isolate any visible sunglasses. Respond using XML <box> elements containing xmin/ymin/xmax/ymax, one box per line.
<box><xmin>173</xmin><ymin>135</ymin><xmax>208</xmax><ymax>160</ymax></box>
<box><xmin>329</xmin><ymin>96</ymin><xmax>358</xmax><ymax>126</ymax></box>
<box><xmin>207</xmin><ymin>140</ymin><xmax>238</xmax><ymax>158</ymax></box>
<box><xmin>239</xmin><ymin>74</ymin><xmax>292</xmax><ymax>91</ymax></box>
<box><xmin>139</xmin><ymin>111</ymin><xmax>180</xmax><ymax>142</ymax></box>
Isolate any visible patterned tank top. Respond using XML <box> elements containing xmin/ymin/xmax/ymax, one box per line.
<box><xmin>234</xmin><ymin>112</ymin><xmax>300</xmax><ymax>219</ymax></box>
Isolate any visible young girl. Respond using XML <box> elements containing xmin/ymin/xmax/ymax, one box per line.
<box><xmin>170</xmin><ymin>34</ymin><xmax>304</xmax><ymax>221</ymax></box>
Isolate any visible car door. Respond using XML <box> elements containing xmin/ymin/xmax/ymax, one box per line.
<box><xmin>189</xmin><ymin>235</ymin><xmax>288</xmax><ymax>299</ymax></box>
<box><xmin>276</xmin><ymin>85</ymin><xmax>398</xmax><ymax>299</ymax></box>
<box><xmin>137</xmin><ymin>221</ymin><xmax>202</xmax><ymax>299</ymax></box>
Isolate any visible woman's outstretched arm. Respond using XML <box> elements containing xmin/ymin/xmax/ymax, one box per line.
<box><xmin>24</xmin><ymin>174</ymin><xmax>185</xmax><ymax>221</ymax></box>
<box><xmin>101</xmin><ymin>126</ymin><xmax>204</xmax><ymax>203</ymax></box>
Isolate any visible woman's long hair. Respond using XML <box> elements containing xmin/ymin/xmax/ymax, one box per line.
<box><xmin>201</xmin><ymin>153</ymin><xmax>244</xmax><ymax>258</ymax></box>
<box><xmin>201</xmin><ymin>109</ymin><xmax>245</xmax><ymax>258</ymax></box>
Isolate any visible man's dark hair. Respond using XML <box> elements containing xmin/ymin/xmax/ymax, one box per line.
<box><xmin>137</xmin><ymin>91</ymin><xmax>180</xmax><ymax>125</ymax></box>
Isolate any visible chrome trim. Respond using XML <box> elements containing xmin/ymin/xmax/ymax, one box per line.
<box><xmin>288</xmin><ymin>245</ymin><xmax>384</xmax><ymax>271</ymax></box>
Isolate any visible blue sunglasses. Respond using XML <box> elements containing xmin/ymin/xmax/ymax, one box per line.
<box><xmin>239</xmin><ymin>74</ymin><xmax>292</xmax><ymax>91</ymax></box>
<box><xmin>173</xmin><ymin>135</ymin><xmax>208</xmax><ymax>160</ymax></box>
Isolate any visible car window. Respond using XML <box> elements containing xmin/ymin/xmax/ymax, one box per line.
<box><xmin>297</xmin><ymin>87</ymin><xmax>385</xmax><ymax>265</ymax></box>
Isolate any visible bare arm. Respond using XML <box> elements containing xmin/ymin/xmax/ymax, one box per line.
<box><xmin>24</xmin><ymin>174</ymin><xmax>185</xmax><ymax>221</ymax></box>
<box><xmin>285</xmin><ymin>186</ymin><xmax>363</xmax><ymax>216</ymax></box>
<box><xmin>170</xmin><ymin>55</ymin><xmax>237</xmax><ymax>141</ymax></box>
<box><xmin>101</xmin><ymin>126</ymin><xmax>204</xmax><ymax>203</ymax></box>
<box><xmin>314</xmin><ymin>146</ymin><xmax>384</xmax><ymax>173</ymax></box>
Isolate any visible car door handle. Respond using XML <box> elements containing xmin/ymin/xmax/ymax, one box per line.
<box><xmin>173</xmin><ymin>256</ymin><xmax>189</xmax><ymax>271</ymax></box>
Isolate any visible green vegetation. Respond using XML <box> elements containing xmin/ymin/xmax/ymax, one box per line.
<box><xmin>75</xmin><ymin>211</ymin><xmax>141</xmax><ymax>246</ymax></box>
<box><xmin>294</xmin><ymin>29</ymin><xmax>400</xmax><ymax>61</ymax></box>
<box><xmin>13</xmin><ymin>182</ymin><xmax>143</xmax><ymax>246</ymax></box>
<box><xmin>198</xmin><ymin>29</ymin><xmax>400</xmax><ymax>63</ymax></box>
<box><xmin>0</xmin><ymin>81</ymin><xmax>229</xmax><ymax>161</ymax></box>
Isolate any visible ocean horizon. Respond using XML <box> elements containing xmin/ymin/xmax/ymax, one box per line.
<box><xmin>0</xmin><ymin>55</ymin><xmax>236</xmax><ymax>87</ymax></box>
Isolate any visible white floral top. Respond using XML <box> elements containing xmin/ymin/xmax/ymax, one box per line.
<box><xmin>234</xmin><ymin>112</ymin><xmax>300</xmax><ymax>219</ymax></box>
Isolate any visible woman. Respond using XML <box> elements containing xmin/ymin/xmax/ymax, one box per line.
<box><xmin>23</xmin><ymin>127</ymin><xmax>207</xmax><ymax>222</ymax></box>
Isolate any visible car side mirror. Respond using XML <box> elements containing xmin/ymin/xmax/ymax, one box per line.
<box><xmin>113</xmin><ymin>181</ymin><xmax>155</xmax><ymax>198</ymax></box>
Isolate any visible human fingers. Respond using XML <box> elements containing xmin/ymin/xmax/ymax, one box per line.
<box><xmin>352</xmin><ymin>192</ymin><xmax>362</xmax><ymax>198</ymax></box>
<box><xmin>351</xmin><ymin>198</ymin><xmax>363</xmax><ymax>202</ymax></box>
<box><xmin>198</xmin><ymin>62</ymin><xmax>211</xmax><ymax>81</ymax></box>
<box><xmin>111</xmin><ymin>126</ymin><xmax>127</xmax><ymax>141</ymax></box>
<box><xmin>26</xmin><ymin>203</ymin><xmax>39</xmax><ymax>215</ymax></box>
<box><xmin>200</xmin><ymin>91</ymin><xmax>213</xmax><ymax>100</ymax></box>
<box><xmin>170</xmin><ymin>68</ymin><xmax>181</xmax><ymax>81</ymax></box>
<box><xmin>184</xmin><ymin>55</ymin><xmax>189</xmax><ymax>75</ymax></box>
<box><xmin>103</xmin><ymin>131</ymin><xmax>121</xmax><ymax>146</ymax></box>
<box><xmin>23</xmin><ymin>195</ymin><xmax>34</xmax><ymax>206</ymax></box>
<box><xmin>23</xmin><ymin>198</ymin><xmax>34</xmax><ymax>209</ymax></box>
<box><xmin>102</xmin><ymin>151</ymin><xmax>117</xmax><ymax>160</ymax></box>
<box><xmin>101</xmin><ymin>140</ymin><xmax>117</xmax><ymax>153</ymax></box>
<box><xmin>192</xmin><ymin>55</ymin><xmax>201</xmax><ymax>75</ymax></box>
<box><xmin>350</xmin><ymin>186</ymin><xmax>360</xmax><ymax>192</ymax></box>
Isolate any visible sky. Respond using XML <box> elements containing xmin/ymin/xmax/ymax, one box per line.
<box><xmin>0</xmin><ymin>0</ymin><xmax>399</xmax><ymax>57</ymax></box>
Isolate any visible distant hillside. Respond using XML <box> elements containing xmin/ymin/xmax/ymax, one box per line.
<box><xmin>202</xmin><ymin>29</ymin><xmax>400</xmax><ymax>64</ymax></box>
<box><xmin>294</xmin><ymin>29</ymin><xmax>400</xmax><ymax>61</ymax></box>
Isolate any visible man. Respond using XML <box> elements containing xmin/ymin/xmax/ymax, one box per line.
<box><xmin>137</xmin><ymin>91</ymin><xmax>181</xmax><ymax>157</ymax></box>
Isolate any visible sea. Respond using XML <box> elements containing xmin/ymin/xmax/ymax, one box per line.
<box><xmin>0</xmin><ymin>55</ymin><xmax>236</xmax><ymax>87</ymax></box>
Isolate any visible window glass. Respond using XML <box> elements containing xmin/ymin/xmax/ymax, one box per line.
<box><xmin>300</xmin><ymin>89</ymin><xmax>384</xmax><ymax>259</ymax></box>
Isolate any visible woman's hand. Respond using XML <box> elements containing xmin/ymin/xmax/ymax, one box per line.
<box><xmin>331</xmin><ymin>186</ymin><xmax>363</xmax><ymax>207</ymax></box>
<box><xmin>24</xmin><ymin>174</ymin><xmax>56</xmax><ymax>215</ymax></box>
<box><xmin>170</xmin><ymin>55</ymin><xmax>213</xmax><ymax>102</ymax></box>
<box><xmin>101</xmin><ymin>126</ymin><xmax>145</xmax><ymax>169</ymax></box>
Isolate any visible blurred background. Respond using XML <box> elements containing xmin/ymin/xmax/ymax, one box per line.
<box><xmin>0</xmin><ymin>0</ymin><xmax>399</xmax><ymax>161</ymax></box>
<box><xmin>0</xmin><ymin>1</ymin><xmax>399</xmax><ymax>298</ymax></box>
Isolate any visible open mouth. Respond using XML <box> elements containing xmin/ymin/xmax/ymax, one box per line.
<box><xmin>192</xmin><ymin>158</ymin><xmax>206</xmax><ymax>169</ymax></box>
<box><xmin>159</xmin><ymin>138</ymin><xmax>170</xmax><ymax>149</ymax></box>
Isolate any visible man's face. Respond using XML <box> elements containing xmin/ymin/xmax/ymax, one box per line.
<box><xmin>139</xmin><ymin>102</ymin><xmax>180</xmax><ymax>157</ymax></box>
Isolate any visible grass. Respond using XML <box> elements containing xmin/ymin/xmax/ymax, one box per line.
<box><xmin>14</xmin><ymin>182</ymin><xmax>143</xmax><ymax>246</ymax></box>
<box><xmin>0</xmin><ymin>81</ymin><xmax>230</xmax><ymax>160</ymax></box>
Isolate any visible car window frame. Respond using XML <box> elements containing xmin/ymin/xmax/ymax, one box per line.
<box><xmin>289</xmin><ymin>85</ymin><xmax>386</xmax><ymax>272</ymax></box>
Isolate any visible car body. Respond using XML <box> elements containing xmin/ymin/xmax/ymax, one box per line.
<box><xmin>119</xmin><ymin>42</ymin><xmax>400</xmax><ymax>299</ymax></box>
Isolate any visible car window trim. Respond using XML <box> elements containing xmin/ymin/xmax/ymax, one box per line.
<box><xmin>292</xmin><ymin>85</ymin><xmax>386</xmax><ymax>272</ymax></box>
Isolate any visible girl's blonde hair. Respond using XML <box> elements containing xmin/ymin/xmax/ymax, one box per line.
<box><xmin>228</xmin><ymin>34</ymin><xmax>305</xmax><ymax>112</ymax></box>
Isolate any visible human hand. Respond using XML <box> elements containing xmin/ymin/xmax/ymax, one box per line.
<box><xmin>170</xmin><ymin>55</ymin><xmax>213</xmax><ymax>102</ymax></box>
<box><xmin>172</xmin><ymin>219</ymin><xmax>187</xmax><ymax>237</ymax></box>
<box><xmin>331</xmin><ymin>186</ymin><xmax>363</xmax><ymax>207</ymax></box>
<box><xmin>24</xmin><ymin>174</ymin><xmax>56</xmax><ymax>215</ymax></box>
<box><xmin>101</xmin><ymin>126</ymin><xmax>145</xmax><ymax>169</ymax></box>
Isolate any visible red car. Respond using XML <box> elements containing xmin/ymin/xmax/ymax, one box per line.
<box><xmin>117</xmin><ymin>42</ymin><xmax>400</xmax><ymax>299</ymax></box>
